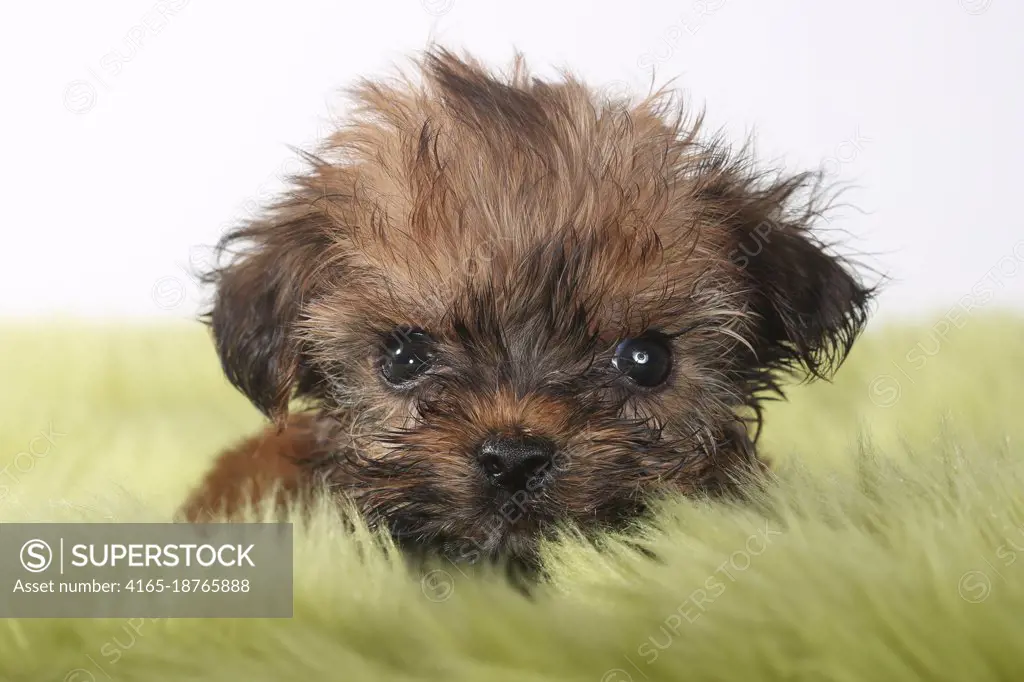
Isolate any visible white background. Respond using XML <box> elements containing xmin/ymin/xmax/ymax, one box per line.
<box><xmin>3</xmin><ymin>0</ymin><xmax>1022</xmax><ymax>322</ymax></box>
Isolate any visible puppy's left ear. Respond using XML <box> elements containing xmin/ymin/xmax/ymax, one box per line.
<box><xmin>726</xmin><ymin>173</ymin><xmax>873</xmax><ymax>380</ymax></box>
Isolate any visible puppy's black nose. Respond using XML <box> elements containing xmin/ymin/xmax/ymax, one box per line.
<box><xmin>478</xmin><ymin>435</ymin><xmax>556</xmax><ymax>491</ymax></box>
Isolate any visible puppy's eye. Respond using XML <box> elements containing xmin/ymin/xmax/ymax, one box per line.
<box><xmin>381</xmin><ymin>327</ymin><xmax>434</xmax><ymax>385</ymax></box>
<box><xmin>612</xmin><ymin>335</ymin><xmax>672</xmax><ymax>387</ymax></box>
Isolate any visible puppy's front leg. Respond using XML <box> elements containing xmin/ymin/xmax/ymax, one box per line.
<box><xmin>180</xmin><ymin>413</ymin><xmax>326</xmax><ymax>521</ymax></box>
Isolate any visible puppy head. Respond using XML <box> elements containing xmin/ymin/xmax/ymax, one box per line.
<box><xmin>205</xmin><ymin>50</ymin><xmax>871</xmax><ymax>563</ymax></box>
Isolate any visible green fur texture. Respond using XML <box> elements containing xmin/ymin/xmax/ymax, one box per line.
<box><xmin>1</xmin><ymin>314</ymin><xmax>1022</xmax><ymax>681</ymax></box>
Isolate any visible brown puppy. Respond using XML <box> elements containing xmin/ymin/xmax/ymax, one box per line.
<box><xmin>182</xmin><ymin>49</ymin><xmax>871</xmax><ymax>566</ymax></box>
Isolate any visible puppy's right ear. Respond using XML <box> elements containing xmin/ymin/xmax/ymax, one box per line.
<box><xmin>204</xmin><ymin>194</ymin><xmax>332</xmax><ymax>425</ymax></box>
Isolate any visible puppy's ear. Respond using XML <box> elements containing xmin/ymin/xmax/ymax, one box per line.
<box><xmin>204</xmin><ymin>192</ymin><xmax>332</xmax><ymax>424</ymax></box>
<box><xmin>724</xmin><ymin>172</ymin><xmax>873</xmax><ymax>381</ymax></box>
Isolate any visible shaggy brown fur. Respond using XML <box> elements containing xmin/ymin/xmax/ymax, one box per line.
<box><xmin>182</xmin><ymin>49</ymin><xmax>871</xmax><ymax>566</ymax></box>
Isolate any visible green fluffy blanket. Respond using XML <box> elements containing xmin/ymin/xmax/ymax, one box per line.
<box><xmin>1</xmin><ymin>316</ymin><xmax>1022</xmax><ymax>681</ymax></box>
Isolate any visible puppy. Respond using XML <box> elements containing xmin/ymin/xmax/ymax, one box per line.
<box><xmin>182</xmin><ymin>49</ymin><xmax>871</xmax><ymax>566</ymax></box>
